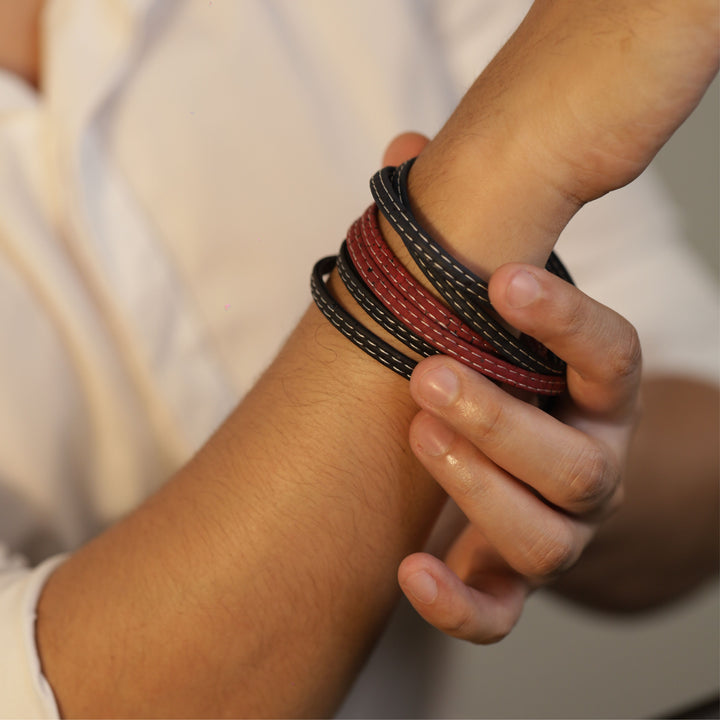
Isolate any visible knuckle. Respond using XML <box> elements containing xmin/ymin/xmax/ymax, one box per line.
<box><xmin>566</xmin><ymin>443</ymin><xmax>615</xmax><ymax>511</ymax></box>
<box><xmin>442</xmin><ymin>604</ymin><xmax>475</xmax><ymax>640</ymax></box>
<box><xmin>524</xmin><ymin>522</ymin><xmax>577</xmax><ymax>578</ymax></box>
<box><xmin>439</xmin><ymin>449</ymin><xmax>488</xmax><ymax>504</ymax></box>
<box><xmin>466</xmin><ymin>393</ymin><xmax>505</xmax><ymax>445</ymax></box>
<box><xmin>606</xmin><ymin>321</ymin><xmax>642</xmax><ymax>381</ymax></box>
<box><xmin>557</xmin><ymin>289</ymin><xmax>588</xmax><ymax>340</ymax></box>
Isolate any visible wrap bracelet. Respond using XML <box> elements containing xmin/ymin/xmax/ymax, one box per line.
<box><xmin>370</xmin><ymin>160</ymin><xmax>570</xmax><ymax>375</ymax></box>
<box><xmin>343</xmin><ymin>206</ymin><xmax>566</xmax><ymax>394</ymax></box>
<box><xmin>311</xmin><ymin>254</ymin><xmax>419</xmax><ymax>379</ymax></box>
<box><xmin>348</xmin><ymin>205</ymin><xmax>496</xmax><ymax>352</ymax></box>
<box><xmin>310</xmin><ymin>159</ymin><xmax>575</xmax><ymax>397</ymax></box>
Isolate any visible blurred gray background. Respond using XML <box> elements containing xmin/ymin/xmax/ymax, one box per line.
<box><xmin>657</xmin><ymin>77</ymin><xmax>719</xmax><ymax>279</ymax></box>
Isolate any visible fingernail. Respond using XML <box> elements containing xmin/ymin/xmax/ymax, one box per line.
<box><xmin>418</xmin><ymin>366</ymin><xmax>459</xmax><ymax>406</ymax></box>
<box><xmin>405</xmin><ymin>571</ymin><xmax>438</xmax><ymax>604</ymax></box>
<box><xmin>416</xmin><ymin>418</ymin><xmax>455</xmax><ymax>457</ymax></box>
<box><xmin>506</xmin><ymin>270</ymin><xmax>541</xmax><ymax>308</ymax></box>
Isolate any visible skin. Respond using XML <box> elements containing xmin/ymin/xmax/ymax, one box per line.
<box><xmin>0</xmin><ymin>0</ymin><xmax>43</xmax><ymax>88</ymax></box>
<box><xmin>0</xmin><ymin>0</ymin><xmax>717</xmax><ymax>715</ymax></box>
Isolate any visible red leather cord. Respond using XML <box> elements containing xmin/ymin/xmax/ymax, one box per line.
<box><xmin>345</xmin><ymin>205</ymin><xmax>566</xmax><ymax>395</ymax></box>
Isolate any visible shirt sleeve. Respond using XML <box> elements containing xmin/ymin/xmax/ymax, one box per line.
<box><xmin>0</xmin><ymin>549</ymin><xmax>66</xmax><ymax>720</ymax></box>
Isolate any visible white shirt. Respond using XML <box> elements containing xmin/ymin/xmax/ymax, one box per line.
<box><xmin>0</xmin><ymin>1</ymin><xmax>717</xmax><ymax>716</ymax></box>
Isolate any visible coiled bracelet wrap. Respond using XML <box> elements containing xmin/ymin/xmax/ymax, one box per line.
<box><xmin>311</xmin><ymin>159</ymin><xmax>574</xmax><ymax>396</ymax></box>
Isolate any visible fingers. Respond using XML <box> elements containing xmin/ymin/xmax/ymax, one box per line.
<box><xmin>488</xmin><ymin>263</ymin><xmax>642</xmax><ymax>417</ymax></box>
<box><xmin>381</xmin><ymin>132</ymin><xmax>430</xmax><ymax>167</ymax></box>
<box><xmin>397</xmin><ymin>549</ymin><xmax>529</xmax><ymax>644</ymax></box>
<box><xmin>409</xmin><ymin>358</ymin><xmax>622</xmax><ymax>519</ymax></box>
<box><xmin>402</xmin><ymin>264</ymin><xmax>640</xmax><ymax>627</ymax></box>
<box><xmin>409</xmin><ymin>409</ymin><xmax>596</xmax><ymax>579</ymax></box>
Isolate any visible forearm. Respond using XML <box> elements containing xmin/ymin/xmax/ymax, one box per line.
<box><xmin>37</xmin><ymin>307</ymin><xmax>442</xmax><ymax>716</ymax></box>
<box><xmin>553</xmin><ymin>378</ymin><xmax>720</xmax><ymax>611</ymax></box>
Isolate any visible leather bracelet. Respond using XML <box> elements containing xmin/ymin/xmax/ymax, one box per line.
<box><xmin>336</xmin><ymin>241</ymin><xmax>439</xmax><ymax>360</ymax></box>
<box><xmin>344</xmin><ymin>207</ymin><xmax>566</xmax><ymax>395</ymax></box>
<box><xmin>310</xmin><ymin>159</ymin><xmax>575</xmax><ymax>397</ymax></box>
<box><xmin>370</xmin><ymin>160</ymin><xmax>570</xmax><ymax>376</ymax></box>
<box><xmin>311</xmin><ymin>255</ymin><xmax>418</xmax><ymax>380</ymax></box>
<box><xmin>350</xmin><ymin>204</ymin><xmax>496</xmax><ymax>352</ymax></box>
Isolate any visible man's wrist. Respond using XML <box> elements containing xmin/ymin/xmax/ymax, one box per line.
<box><xmin>404</xmin><ymin>137</ymin><xmax>579</xmax><ymax>280</ymax></box>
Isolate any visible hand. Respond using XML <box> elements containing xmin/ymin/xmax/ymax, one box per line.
<box><xmin>397</xmin><ymin>263</ymin><xmax>642</xmax><ymax>643</ymax></box>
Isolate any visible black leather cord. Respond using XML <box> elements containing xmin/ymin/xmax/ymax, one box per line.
<box><xmin>336</xmin><ymin>242</ymin><xmax>438</xmax><ymax>360</ymax></box>
<box><xmin>370</xmin><ymin>159</ymin><xmax>571</xmax><ymax>376</ymax></box>
<box><xmin>311</xmin><ymin>255</ymin><xmax>418</xmax><ymax>380</ymax></box>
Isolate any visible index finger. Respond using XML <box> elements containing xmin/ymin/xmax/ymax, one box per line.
<box><xmin>488</xmin><ymin>263</ymin><xmax>642</xmax><ymax>417</ymax></box>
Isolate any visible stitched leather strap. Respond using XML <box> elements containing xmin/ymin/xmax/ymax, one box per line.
<box><xmin>344</xmin><ymin>207</ymin><xmax>566</xmax><ymax>394</ymax></box>
<box><xmin>349</xmin><ymin>205</ymin><xmax>496</xmax><ymax>352</ymax></box>
<box><xmin>336</xmin><ymin>242</ymin><xmax>438</xmax><ymax>360</ymax></box>
<box><xmin>310</xmin><ymin>159</ymin><xmax>575</xmax><ymax>397</ymax></box>
<box><xmin>370</xmin><ymin>160</ymin><xmax>571</xmax><ymax>375</ymax></box>
<box><xmin>311</xmin><ymin>255</ymin><xmax>418</xmax><ymax>379</ymax></box>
